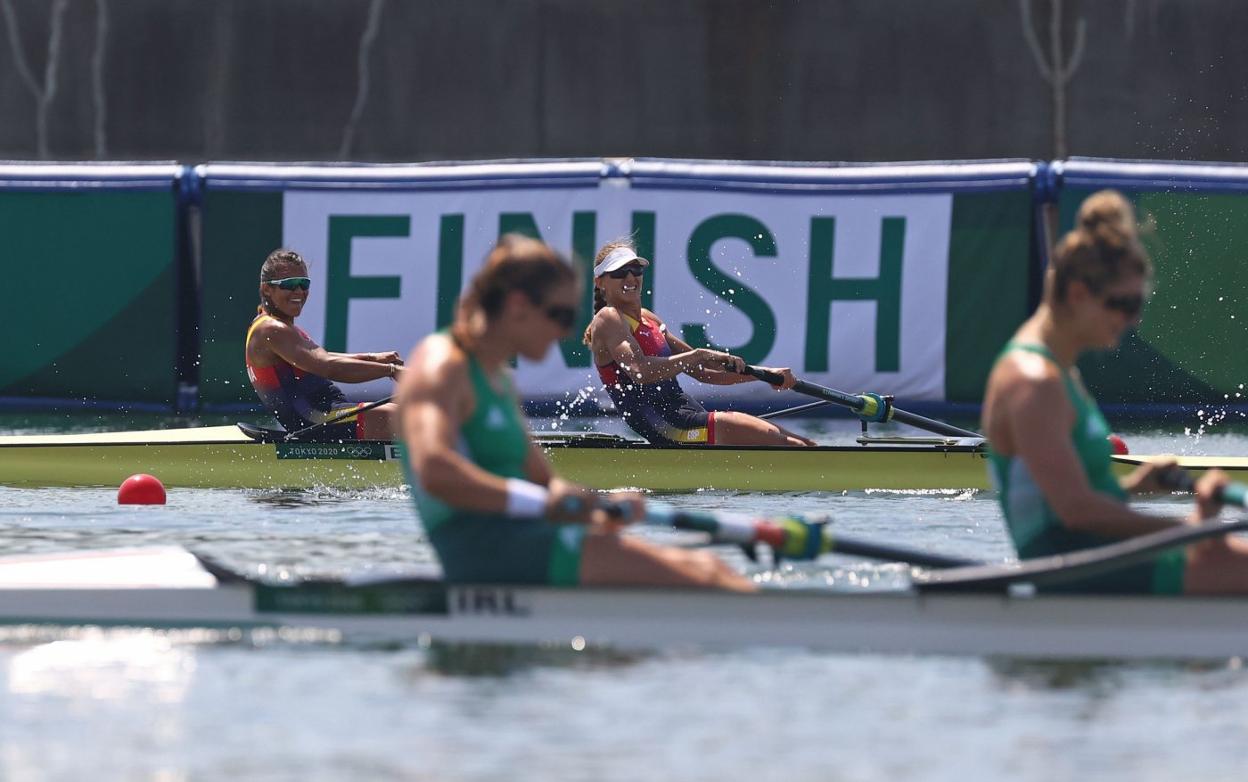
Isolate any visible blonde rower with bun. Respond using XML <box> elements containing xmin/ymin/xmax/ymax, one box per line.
<box><xmin>983</xmin><ymin>190</ymin><xmax>1248</xmax><ymax>594</ymax></box>
<box><xmin>398</xmin><ymin>234</ymin><xmax>752</xmax><ymax>591</ymax></box>
<box><xmin>584</xmin><ymin>239</ymin><xmax>814</xmax><ymax>447</ymax></box>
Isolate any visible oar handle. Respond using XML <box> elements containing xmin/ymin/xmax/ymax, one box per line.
<box><xmin>1157</xmin><ymin>468</ymin><xmax>1248</xmax><ymax>507</ymax></box>
<box><xmin>743</xmin><ymin>366</ymin><xmax>980</xmax><ymax>440</ymax></box>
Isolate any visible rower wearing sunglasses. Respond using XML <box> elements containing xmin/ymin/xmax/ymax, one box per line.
<box><xmin>584</xmin><ymin>240</ymin><xmax>814</xmax><ymax>447</ymax></box>
<box><xmin>398</xmin><ymin>234</ymin><xmax>751</xmax><ymax>590</ymax></box>
<box><xmin>245</xmin><ymin>248</ymin><xmax>403</xmax><ymax>441</ymax></box>
<box><xmin>983</xmin><ymin>190</ymin><xmax>1248</xmax><ymax>594</ymax></box>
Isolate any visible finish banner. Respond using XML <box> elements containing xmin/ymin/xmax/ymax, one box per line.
<box><xmin>197</xmin><ymin>167</ymin><xmax>1034</xmax><ymax>409</ymax></box>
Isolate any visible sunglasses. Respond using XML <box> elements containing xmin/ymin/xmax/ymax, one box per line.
<box><xmin>1102</xmin><ymin>293</ymin><xmax>1146</xmax><ymax>318</ymax></box>
<box><xmin>265</xmin><ymin>277</ymin><xmax>311</xmax><ymax>291</ymax></box>
<box><xmin>604</xmin><ymin>264</ymin><xmax>645</xmax><ymax>280</ymax></box>
<box><xmin>543</xmin><ymin>305</ymin><xmax>578</xmax><ymax>331</ymax></box>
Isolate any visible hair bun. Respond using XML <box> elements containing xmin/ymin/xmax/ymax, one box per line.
<box><xmin>1076</xmin><ymin>190</ymin><xmax>1137</xmax><ymax>248</ymax></box>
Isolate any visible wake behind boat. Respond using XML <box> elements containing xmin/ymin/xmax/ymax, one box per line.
<box><xmin>0</xmin><ymin>423</ymin><xmax>1244</xmax><ymax>492</ymax></box>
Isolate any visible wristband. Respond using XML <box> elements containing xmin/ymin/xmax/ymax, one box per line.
<box><xmin>505</xmin><ymin>478</ymin><xmax>550</xmax><ymax>518</ymax></box>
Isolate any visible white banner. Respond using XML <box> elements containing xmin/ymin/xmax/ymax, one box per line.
<box><xmin>282</xmin><ymin>186</ymin><xmax>951</xmax><ymax>403</ymax></box>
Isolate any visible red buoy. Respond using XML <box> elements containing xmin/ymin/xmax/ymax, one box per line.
<box><xmin>1107</xmin><ymin>434</ymin><xmax>1129</xmax><ymax>455</ymax></box>
<box><xmin>118</xmin><ymin>473</ymin><xmax>166</xmax><ymax>505</ymax></box>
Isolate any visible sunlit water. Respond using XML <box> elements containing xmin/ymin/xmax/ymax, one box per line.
<box><xmin>2</xmin><ymin>412</ymin><xmax>1248</xmax><ymax>781</ymax></box>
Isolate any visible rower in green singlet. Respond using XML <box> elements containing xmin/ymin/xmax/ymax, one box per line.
<box><xmin>982</xmin><ymin>189</ymin><xmax>1248</xmax><ymax>596</ymax></box>
<box><xmin>397</xmin><ymin>234</ymin><xmax>753</xmax><ymax>591</ymax></box>
<box><xmin>988</xmin><ymin>342</ymin><xmax>1183</xmax><ymax>593</ymax></box>
<box><xmin>404</xmin><ymin>333</ymin><xmax>584</xmax><ymax>585</ymax></box>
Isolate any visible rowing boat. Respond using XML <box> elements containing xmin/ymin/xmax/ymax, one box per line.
<box><xmin>2</xmin><ymin>545</ymin><xmax>1246</xmax><ymax>660</ymax></box>
<box><xmin>0</xmin><ymin>424</ymin><xmax>1241</xmax><ymax>491</ymax></box>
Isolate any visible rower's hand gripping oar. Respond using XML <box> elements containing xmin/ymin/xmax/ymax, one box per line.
<box><xmin>1157</xmin><ymin>465</ymin><xmax>1248</xmax><ymax>506</ymax></box>
<box><xmin>742</xmin><ymin>366</ymin><xmax>980</xmax><ymax>440</ymax></box>
<box><xmin>918</xmin><ymin>470</ymin><xmax>1248</xmax><ymax>592</ymax></box>
<box><xmin>282</xmin><ymin>395</ymin><xmax>394</xmax><ymax>442</ymax></box>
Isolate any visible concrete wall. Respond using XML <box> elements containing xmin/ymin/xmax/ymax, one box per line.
<box><xmin>0</xmin><ymin>0</ymin><xmax>1244</xmax><ymax>163</ymax></box>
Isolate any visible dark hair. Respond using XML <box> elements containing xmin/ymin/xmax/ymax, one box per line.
<box><xmin>257</xmin><ymin>248</ymin><xmax>308</xmax><ymax>314</ymax></box>
<box><xmin>582</xmin><ymin>237</ymin><xmax>635</xmax><ymax>345</ymax></box>
<box><xmin>1050</xmin><ymin>190</ymin><xmax>1152</xmax><ymax>302</ymax></box>
<box><xmin>452</xmin><ymin>234</ymin><xmax>576</xmax><ymax>345</ymax></box>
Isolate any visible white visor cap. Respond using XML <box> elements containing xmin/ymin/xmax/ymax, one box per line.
<box><xmin>593</xmin><ymin>246</ymin><xmax>650</xmax><ymax>277</ymax></box>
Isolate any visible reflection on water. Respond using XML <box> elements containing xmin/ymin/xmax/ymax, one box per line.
<box><xmin>419</xmin><ymin>641</ymin><xmax>647</xmax><ymax>678</ymax></box>
<box><xmin>988</xmin><ymin>656</ymin><xmax>1246</xmax><ymax>691</ymax></box>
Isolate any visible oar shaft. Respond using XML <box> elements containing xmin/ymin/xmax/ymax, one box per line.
<box><xmin>283</xmin><ymin>395</ymin><xmax>394</xmax><ymax>442</ymax></box>
<box><xmin>759</xmin><ymin>400</ymin><xmax>832</xmax><ymax>421</ymax></box>
<box><xmin>643</xmin><ymin>505</ymin><xmax>973</xmax><ymax>568</ymax></box>
<box><xmin>743</xmin><ymin>366</ymin><xmax>979</xmax><ymax>439</ymax></box>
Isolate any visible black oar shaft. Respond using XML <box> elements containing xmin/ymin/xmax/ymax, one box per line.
<box><xmin>827</xmin><ymin>537</ymin><xmax>974</xmax><ymax>569</ymax></box>
<box><xmin>743</xmin><ymin>366</ymin><xmax>979</xmax><ymax>439</ymax></box>
<box><xmin>646</xmin><ymin>506</ymin><xmax>973</xmax><ymax>569</ymax></box>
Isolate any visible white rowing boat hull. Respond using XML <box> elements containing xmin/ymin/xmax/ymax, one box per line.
<box><xmin>0</xmin><ymin>547</ymin><xmax>1245</xmax><ymax>660</ymax></box>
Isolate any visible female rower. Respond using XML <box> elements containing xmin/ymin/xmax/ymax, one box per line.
<box><xmin>245</xmin><ymin>248</ymin><xmax>402</xmax><ymax>440</ymax></box>
<box><xmin>398</xmin><ymin>234</ymin><xmax>752</xmax><ymax>590</ymax></box>
<box><xmin>583</xmin><ymin>239</ymin><xmax>814</xmax><ymax>446</ymax></box>
<box><xmin>982</xmin><ymin>190</ymin><xmax>1248</xmax><ymax>594</ymax></box>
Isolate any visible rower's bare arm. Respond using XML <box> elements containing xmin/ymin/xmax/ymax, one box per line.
<box><xmin>265</xmin><ymin>324</ymin><xmax>396</xmax><ymax>383</ymax></box>
<box><xmin>399</xmin><ymin>341</ymin><xmax>513</xmax><ymax>513</ymax></box>
<box><xmin>352</xmin><ymin>351</ymin><xmax>404</xmax><ymax>368</ymax></box>
<box><xmin>663</xmin><ymin>331</ymin><xmax>753</xmax><ymax>385</ymax></box>
<box><xmin>1008</xmin><ymin>374</ymin><xmax>1175</xmax><ymax>537</ymax></box>
<box><xmin>594</xmin><ymin>309</ymin><xmax>737</xmax><ymax>383</ymax></box>
<box><xmin>593</xmin><ymin>309</ymin><xmax>681</xmax><ymax>383</ymax></box>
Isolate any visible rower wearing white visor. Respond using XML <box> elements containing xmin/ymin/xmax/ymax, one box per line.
<box><xmin>583</xmin><ymin>239</ymin><xmax>814</xmax><ymax>446</ymax></box>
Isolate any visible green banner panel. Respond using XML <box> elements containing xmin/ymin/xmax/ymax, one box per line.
<box><xmin>1062</xmin><ymin>188</ymin><xmax>1234</xmax><ymax>403</ymax></box>
<box><xmin>198</xmin><ymin>190</ymin><xmax>284</xmax><ymax>406</ymax></box>
<box><xmin>0</xmin><ymin>190</ymin><xmax>177</xmax><ymax>403</ymax></box>
<box><xmin>944</xmin><ymin>190</ymin><xmax>1035</xmax><ymax>402</ymax></box>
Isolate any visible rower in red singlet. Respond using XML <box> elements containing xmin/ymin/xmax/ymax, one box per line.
<box><xmin>244</xmin><ymin>248</ymin><xmax>402</xmax><ymax>441</ymax></box>
<box><xmin>583</xmin><ymin>240</ymin><xmax>814</xmax><ymax>447</ymax></box>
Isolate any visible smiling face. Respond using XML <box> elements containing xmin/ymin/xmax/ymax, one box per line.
<box><xmin>596</xmin><ymin>263</ymin><xmax>646</xmax><ymax>310</ymax></box>
<box><xmin>259</xmin><ymin>260</ymin><xmax>310</xmax><ymax>320</ymax></box>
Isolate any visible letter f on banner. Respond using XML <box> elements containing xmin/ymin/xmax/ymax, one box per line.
<box><xmin>804</xmin><ymin>217</ymin><xmax>903</xmax><ymax>373</ymax></box>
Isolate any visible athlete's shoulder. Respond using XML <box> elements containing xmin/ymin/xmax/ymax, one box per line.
<box><xmin>591</xmin><ymin>305</ymin><xmax>629</xmax><ymax>329</ymax></box>
<box><xmin>409</xmin><ymin>333</ymin><xmax>469</xmax><ymax>384</ymax></box>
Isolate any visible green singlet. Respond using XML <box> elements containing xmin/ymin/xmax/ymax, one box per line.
<box><xmin>403</xmin><ymin>334</ymin><xmax>583</xmax><ymax>586</ymax></box>
<box><xmin>987</xmin><ymin>341</ymin><xmax>1185</xmax><ymax>594</ymax></box>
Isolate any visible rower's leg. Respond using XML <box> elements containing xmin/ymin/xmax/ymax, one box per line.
<box><xmin>361</xmin><ymin>403</ymin><xmax>400</xmax><ymax>440</ymax></box>
<box><xmin>710</xmin><ymin>411</ymin><xmax>815</xmax><ymax>447</ymax></box>
<box><xmin>579</xmin><ymin>532</ymin><xmax>756</xmax><ymax>592</ymax></box>
<box><xmin>1183</xmin><ymin>536</ymin><xmax>1248</xmax><ymax>594</ymax></box>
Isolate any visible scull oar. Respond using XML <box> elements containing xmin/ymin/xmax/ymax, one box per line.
<box><xmin>742</xmin><ymin>366</ymin><xmax>980</xmax><ymax>439</ymax></box>
<box><xmin>639</xmin><ymin>503</ymin><xmax>974</xmax><ymax>569</ymax></box>
<box><xmin>283</xmin><ymin>395</ymin><xmax>394</xmax><ymax>442</ymax></box>
<box><xmin>642</xmin><ymin>473</ymin><xmax>1248</xmax><ymax>592</ymax></box>
<box><xmin>917</xmin><ymin>471</ymin><xmax>1248</xmax><ymax>592</ymax></box>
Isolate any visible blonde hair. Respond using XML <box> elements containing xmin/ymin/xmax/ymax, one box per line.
<box><xmin>583</xmin><ymin>237</ymin><xmax>637</xmax><ymax>345</ymax></box>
